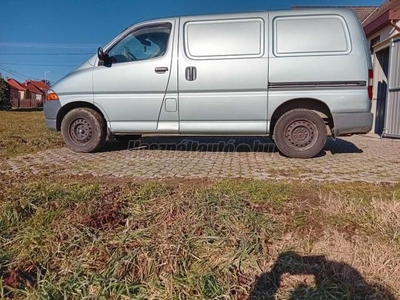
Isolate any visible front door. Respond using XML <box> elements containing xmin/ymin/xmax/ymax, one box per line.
<box><xmin>178</xmin><ymin>14</ymin><xmax>269</xmax><ymax>134</ymax></box>
<box><xmin>93</xmin><ymin>20</ymin><xmax>176</xmax><ymax>133</ymax></box>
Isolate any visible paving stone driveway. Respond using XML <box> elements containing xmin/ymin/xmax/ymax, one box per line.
<box><xmin>1</xmin><ymin>134</ymin><xmax>400</xmax><ymax>183</ymax></box>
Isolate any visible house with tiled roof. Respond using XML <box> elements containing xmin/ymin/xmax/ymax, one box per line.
<box><xmin>6</xmin><ymin>78</ymin><xmax>48</xmax><ymax>108</ymax></box>
<box><xmin>28</xmin><ymin>80</ymin><xmax>50</xmax><ymax>92</ymax></box>
<box><xmin>7</xmin><ymin>79</ymin><xmax>26</xmax><ymax>107</ymax></box>
<box><xmin>25</xmin><ymin>80</ymin><xmax>48</xmax><ymax>101</ymax></box>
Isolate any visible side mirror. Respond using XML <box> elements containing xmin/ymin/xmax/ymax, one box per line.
<box><xmin>97</xmin><ymin>47</ymin><xmax>109</xmax><ymax>65</ymax></box>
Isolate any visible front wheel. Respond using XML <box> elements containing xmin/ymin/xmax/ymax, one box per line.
<box><xmin>273</xmin><ymin>109</ymin><xmax>327</xmax><ymax>158</ymax></box>
<box><xmin>61</xmin><ymin>108</ymin><xmax>106</xmax><ymax>153</ymax></box>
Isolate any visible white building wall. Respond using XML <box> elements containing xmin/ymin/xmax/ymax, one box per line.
<box><xmin>368</xmin><ymin>24</ymin><xmax>398</xmax><ymax>45</ymax></box>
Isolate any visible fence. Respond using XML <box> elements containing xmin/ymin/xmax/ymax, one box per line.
<box><xmin>11</xmin><ymin>98</ymin><xmax>43</xmax><ymax>108</ymax></box>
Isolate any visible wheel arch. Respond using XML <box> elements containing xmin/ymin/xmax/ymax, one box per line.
<box><xmin>56</xmin><ymin>101</ymin><xmax>107</xmax><ymax>131</ymax></box>
<box><xmin>269</xmin><ymin>98</ymin><xmax>334</xmax><ymax>136</ymax></box>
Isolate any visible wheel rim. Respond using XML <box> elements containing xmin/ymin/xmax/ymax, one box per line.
<box><xmin>68</xmin><ymin>118</ymin><xmax>93</xmax><ymax>145</ymax></box>
<box><xmin>285</xmin><ymin>119</ymin><xmax>318</xmax><ymax>151</ymax></box>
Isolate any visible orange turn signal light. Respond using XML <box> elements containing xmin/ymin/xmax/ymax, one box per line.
<box><xmin>46</xmin><ymin>93</ymin><xmax>59</xmax><ymax>101</ymax></box>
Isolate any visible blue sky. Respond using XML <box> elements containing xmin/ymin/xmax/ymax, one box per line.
<box><xmin>1</xmin><ymin>0</ymin><xmax>382</xmax><ymax>84</ymax></box>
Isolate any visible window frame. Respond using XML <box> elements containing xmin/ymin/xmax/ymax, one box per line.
<box><xmin>183</xmin><ymin>18</ymin><xmax>265</xmax><ymax>60</ymax></box>
<box><xmin>273</xmin><ymin>15</ymin><xmax>352</xmax><ymax>57</ymax></box>
<box><xmin>100</xmin><ymin>22</ymin><xmax>173</xmax><ymax>66</ymax></box>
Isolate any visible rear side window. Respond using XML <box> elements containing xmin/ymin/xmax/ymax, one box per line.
<box><xmin>273</xmin><ymin>15</ymin><xmax>350</xmax><ymax>56</ymax></box>
<box><xmin>184</xmin><ymin>18</ymin><xmax>264</xmax><ymax>59</ymax></box>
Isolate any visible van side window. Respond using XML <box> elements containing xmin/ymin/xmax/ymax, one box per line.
<box><xmin>107</xmin><ymin>23</ymin><xmax>172</xmax><ymax>64</ymax></box>
<box><xmin>184</xmin><ymin>19</ymin><xmax>264</xmax><ymax>59</ymax></box>
<box><xmin>273</xmin><ymin>16</ymin><xmax>350</xmax><ymax>56</ymax></box>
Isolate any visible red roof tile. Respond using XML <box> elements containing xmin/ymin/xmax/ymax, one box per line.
<box><xmin>26</xmin><ymin>82</ymin><xmax>44</xmax><ymax>94</ymax></box>
<box><xmin>291</xmin><ymin>6</ymin><xmax>378</xmax><ymax>22</ymax></box>
<box><xmin>354</xmin><ymin>6</ymin><xmax>380</xmax><ymax>23</ymax></box>
<box><xmin>363</xmin><ymin>0</ymin><xmax>400</xmax><ymax>26</ymax></box>
<box><xmin>7</xmin><ymin>78</ymin><xmax>26</xmax><ymax>91</ymax></box>
<box><xmin>27</xmin><ymin>80</ymin><xmax>50</xmax><ymax>91</ymax></box>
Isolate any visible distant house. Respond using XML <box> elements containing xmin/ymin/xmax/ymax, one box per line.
<box><xmin>363</xmin><ymin>0</ymin><xmax>400</xmax><ymax>137</ymax></box>
<box><xmin>28</xmin><ymin>80</ymin><xmax>50</xmax><ymax>92</ymax></box>
<box><xmin>6</xmin><ymin>78</ymin><xmax>50</xmax><ymax>108</ymax></box>
<box><xmin>25</xmin><ymin>81</ymin><xmax>45</xmax><ymax>101</ymax></box>
<box><xmin>7</xmin><ymin>78</ymin><xmax>26</xmax><ymax>108</ymax></box>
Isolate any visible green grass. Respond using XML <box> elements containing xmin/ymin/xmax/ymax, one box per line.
<box><xmin>0</xmin><ymin>174</ymin><xmax>399</xmax><ymax>299</ymax></box>
<box><xmin>0</xmin><ymin>110</ymin><xmax>63</xmax><ymax>159</ymax></box>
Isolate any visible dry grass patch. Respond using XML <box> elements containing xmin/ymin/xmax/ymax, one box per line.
<box><xmin>0</xmin><ymin>110</ymin><xmax>63</xmax><ymax>159</ymax></box>
<box><xmin>0</xmin><ymin>174</ymin><xmax>399</xmax><ymax>299</ymax></box>
<box><xmin>311</xmin><ymin>230</ymin><xmax>400</xmax><ymax>299</ymax></box>
<box><xmin>321</xmin><ymin>182</ymin><xmax>400</xmax><ymax>242</ymax></box>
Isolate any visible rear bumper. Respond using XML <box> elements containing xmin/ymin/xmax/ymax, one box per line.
<box><xmin>44</xmin><ymin>100</ymin><xmax>61</xmax><ymax>131</ymax></box>
<box><xmin>332</xmin><ymin>112</ymin><xmax>373</xmax><ymax>136</ymax></box>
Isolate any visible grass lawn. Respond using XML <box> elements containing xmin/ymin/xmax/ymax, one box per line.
<box><xmin>1</xmin><ymin>110</ymin><xmax>399</xmax><ymax>299</ymax></box>
<box><xmin>0</xmin><ymin>110</ymin><xmax>63</xmax><ymax>160</ymax></box>
<box><xmin>0</xmin><ymin>173</ymin><xmax>399</xmax><ymax>299</ymax></box>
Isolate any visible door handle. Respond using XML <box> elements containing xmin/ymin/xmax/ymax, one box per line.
<box><xmin>185</xmin><ymin>66</ymin><xmax>197</xmax><ymax>81</ymax></box>
<box><xmin>155</xmin><ymin>67</ymin><xmax>168</xmax><ymax>74</ymax></box>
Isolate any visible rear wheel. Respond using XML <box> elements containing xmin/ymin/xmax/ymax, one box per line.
<box><xmin>61</xmin><ymin>108</ymin><xmax>106</xmax><ymax>153</ymax></box>
<box><xmin>273</xmin><ymin>109</ymin><xmax>327</xmax><ymax>158</ymax></box>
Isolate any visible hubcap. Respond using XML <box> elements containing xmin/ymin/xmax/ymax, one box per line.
<box><xmin>285</xmin><ymin>120</ymin><xmax>317</xmax><ymax>150</ymax></box>
<box><xmin>69</xmin><ymin>118</ymin><xmax>93</xmax><ymax>144</ymax></box>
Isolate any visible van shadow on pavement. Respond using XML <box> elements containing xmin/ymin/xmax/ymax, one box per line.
<box><xmin>249</xmin><ymin>251</ymin><xmax>395</xmax><ymax>300</ymax></box>
<box><xmin>100</xmin><ymin>136</ymin><xmax>363</xmax><ymax>155</ymax></box>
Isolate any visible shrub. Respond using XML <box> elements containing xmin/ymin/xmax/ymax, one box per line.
<box><xmin>0</xmin><ymin>74</ymin><xmax>11</xmax><ymax>111</ymax></box>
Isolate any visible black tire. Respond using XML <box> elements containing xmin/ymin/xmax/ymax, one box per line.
<box><xmin>273</xmin><ymin>109</ymin><xmax>327</xmax><ymax>158</ymax></box>
<box><xmin>114</xmin><ymin>135</ymin><xmax>141</xmax><ymax>143</ymax></box>
<box><xmin>61</xmin><ymin>108</ymin><xmax>106</xmax><ymax>153</ymax></box>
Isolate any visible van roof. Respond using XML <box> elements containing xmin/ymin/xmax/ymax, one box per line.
<box><xmin>125</xmin><ymin>7</ymin><xmax>357</xmax><ymax>29</ymax></box>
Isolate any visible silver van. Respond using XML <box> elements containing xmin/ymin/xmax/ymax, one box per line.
<box><xmin>44</xmin><ymin>8</ymin><xmax>373</xmax><ymax>158</ymax></box>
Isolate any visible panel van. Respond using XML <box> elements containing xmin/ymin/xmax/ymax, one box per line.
<box><xmin>44</xmin><ymin>8</ymin><xmax>373</xmax><ymax>158</ymax></box>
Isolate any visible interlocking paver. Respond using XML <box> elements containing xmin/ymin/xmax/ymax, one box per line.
<box><xmin>1</xmin><ymin>134</ymin><xmax>400</xmax><ymax>183</ymax></box>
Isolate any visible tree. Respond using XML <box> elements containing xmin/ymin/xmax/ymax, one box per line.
<box><xmin>43</xmin><ymin>79</ymin><xmax>51</xmax><ymax>87</ymax></box>
<box><xmin>0</xmin><ymin>74</ymin><xmax>11</xmax><ymax>111</ymax></box>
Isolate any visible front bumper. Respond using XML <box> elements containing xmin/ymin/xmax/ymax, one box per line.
<box><xmin>44</xmin><ymin>100</ymin><xmax>62</xmax><ymax>131</ymax></box>
<box><xmin>332</xmin><ymin>112</ymin><xmax>373</xmax><ymax>136</ymax></box>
